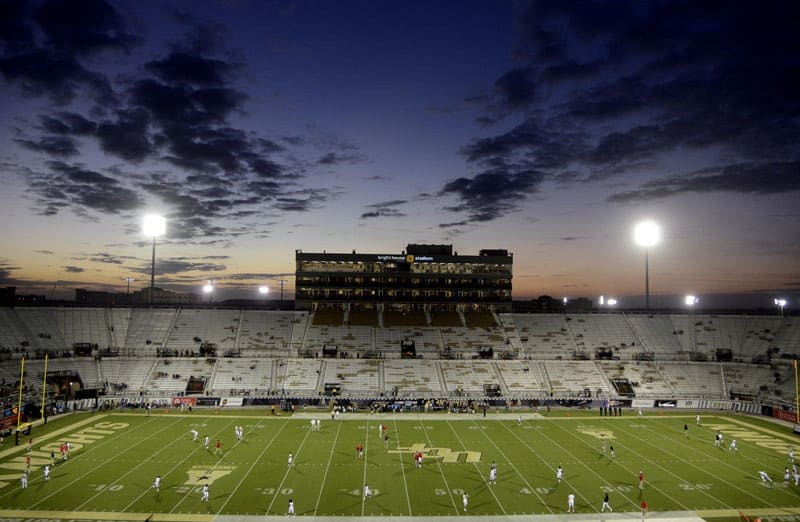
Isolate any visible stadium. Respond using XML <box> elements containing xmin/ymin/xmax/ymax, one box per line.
<box><xmin>1</xmin><ymin>274</ymin><xmax>799</xmax><ymax>520</ymax></box>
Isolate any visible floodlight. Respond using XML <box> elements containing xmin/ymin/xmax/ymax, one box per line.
<box><xmin>142</xmin><ymin>214</ymin><xmax>166</xmax><ymax>237</ymax></box>
<box><xmin>775</xmin><ymin>298</ymin><xmax>788</xmax><ymax>316</ymax></box>
<box><xmin>607</xmin><ymin>298</ymin><xmax>618</xmax><ymax>306</ymax></box>
<box><xmin>634</xmin><ymin>221</ymin><xmax>660</xmax><ymax>248</ymax></box>
<box><xmin>685</xmin><ymin>295</ymin><xmax>698</xmax><ymax>306</ymax></box>
<box><xmin>203</xmin><ymin>281</ymin><xmax>214</xmax><ymax>293</ymax></box>
<box><xmin>259</xmin><ymin>286</ymin><xmax>270</xmax><ymax>295</ymax></box>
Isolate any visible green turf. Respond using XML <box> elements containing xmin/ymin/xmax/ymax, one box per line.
<box><xmin>0</xmin><ymin>410</ymin><xmax>798</xmax><ymax>517</ymax></box>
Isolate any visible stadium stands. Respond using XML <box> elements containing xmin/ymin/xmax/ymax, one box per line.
<box><xmin>0</xmin><ymin>306</ymin><xmax>798</xmax><ymax>407</ymax></box>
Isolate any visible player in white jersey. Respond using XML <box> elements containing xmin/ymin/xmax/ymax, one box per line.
<box><xmin>21</xmin><ymin>472</ymin><xmax>28</xmax><ymax>489</ymax></box>
<box><xmin>489</xmin><ymin>466</ymin><xmax>497</xmax><ymax>485</ymax></box>
<box><xmin>288</xmin><ymin>452</ymin><xmax>294</xmax><ymax>467</ymax></box>
<box><xmin>363</xmin><ymin>483</ymin><xmax>372</xmax><ymax>499</ymax></box>
<box><xmin>204</xmin><ymin>436</ymin><xmax>209</xmax><ymax>451</ymax></box>
<box><xmin>287</xmin><ymin>498</ymin><xmax>295</xmax><ymax>516</ymax></box>
<box><xmin>153</xmin><ymin>475</ymin><xmax>161</xmax><ymax>492</ymax></box>
<box><xmin>556</xmin><ymin>465</ymin><xmax>563</xmax><ymax>483</ymax></box>
<box><xmin>758</xmin><ymin>470</ymin><xmax>773</xmax><ymax>483</ymax></box>
<box><xmin>202</xmin><ymin>484</ymin><xmax>209</xmax><ymax>501</ymax></box>
<box><xmin>462</xmin><ymin>492</ymin><xmax>469</xmax><ymax>512</ymax></box>
<box><xmin>730</xmin><ymin>439</ymin><xmax>737</xmax><ymax>451</ymax></box>
<box><xmin>567</xmin><ymin>492</ymin><xmax>575</xmax><ymax>512</ymax></box>
<box><xmin>191</xmin><ymin>429</ymin><xmax>199</xmax><ymax>441</ymax></box>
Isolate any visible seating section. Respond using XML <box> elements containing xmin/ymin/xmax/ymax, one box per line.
<box><xmin>567</xmin><ymin>314</ymin><xmax>639</xmax><ymax>356</ymax></box>
<box><xmin>238</xmin><ymin>311</ymin><xmax>304</xmax><ymax>356</ymax></box>
<box><xmin>383</xmin><ymin>359</ymin><xmax>442</xmax><ymax>396</ymax></box>
<box><xmin>495</xmin><ymin>361</ymin><xmax>547</xmax><ymax>395</ymax></box>
<box><xmin>2</xmin><ymin>306</ymin><xmax>800</xmax><ymax>405</ymax></box>
<box><xmin>512</xmin><ymin>314</ymin><xmax>573</xmax><ymax>358</ymax></box>
<box><xmin>148</xmin><ymin>358</ymin><xmax>213</xmax><ymax>395</ymax></box>
<box><xmin>543</xmin><ymin>361</ymin><xmax>613</xmax><ymax>397</ymax></box>
<box><xmin>439</xmin><ymin>360</ymin><xmax>496</xmax><ymax>395</ymax></box>
<box><xmin>123</xmin><ymin>309</ymin><xmax>178</xmax><ymax>355</ymax></box>
<box><xmin>14</xmin><ymin>308</ymin><xmax>64</xmax><ymax>353</ymax></box>
<box><xmin>166</xmin><ymin>309</ymin><xmax>240</xmax><ymax>354</ymax></box>
<box><xmin>212</xmin><ymin>358</ymin><xmax>272</xmax><ymax>395</ymax></box>
<box><xmin>626</xmin><ymin>315</ymin><xmax>682</xmax><ymax>356</ymax></box>
<box><xmin>321</xmin><ymin>359</ymin><xmax>380</xmax><ymax>395</ymax></box>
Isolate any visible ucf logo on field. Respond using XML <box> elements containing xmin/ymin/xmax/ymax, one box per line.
<box><xmin>186</xmin><ymin>465</ymin><xmax>235</xmax><ymax>485</ymax></box>
<box><xmin>389</xmin><ymin>442</ymin><xmax>481</xmax><ymax>463</ymax></box>
<box><xmin>576</xmin><ymin>426</ymin><xmax>615</xmax><ymax>440</ymax></box>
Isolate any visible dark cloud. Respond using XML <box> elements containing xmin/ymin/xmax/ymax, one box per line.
<box><xmin>445</xmin><ymin>0</ymin><xmax>800</xmax><ymax>224</ymax></box>
<box><xmin>33</xmin><ymin>250</ymin><xmax>54</xmax><ymax>255</ymax></box>
<box><xmin>439</xmin><ymin>169</ymin><xmax>545</xmax><ymax>222</ymax></box>
<box><xmin>29</xmin><ymin>161</ymin><xmax>145</xmax><ymax>216</ymax></box>
<box><xmin>360</xmin><ymin>200</ymin><xmax>408</xmax><ymax>219</ymax></box>
<box><xmin>317</xmin><ymin>151</ymin><xmax>368</xmax><ymax>166</ymax></box>
<box><xmin>40</xmin><ymin>112</ymin><xmax>97</xmax><ymax>135</ymax></box>
<box><xmin>32</xmin><ymin>0</ymin><xmax>140</xmax><ymax>54</ymax></box>
<box><xmin>62</xmin><ymin>265</ymin><xmax>84</xmax><ymax>273</ymax></box>
<box><xmin>14</xmin><ymin>135</ymin><xmax>78</xmax><ymax>157</ymax></box>
<box><xmin>145</xmin><ymin>51</ymin><xmax>235</xmax><ymax>86</ymax></box>
<box><xmin>608</xmin><ymin>161</ymin><xmax>800</xmax><ymax>203</ymax></box>
<box><xmin>96</xmin><ymin>108</ymin><xmax>153</xmax><ymax>162</ymax></box>
<box><xmin>133</xmin><ymin>258</ymin><xmax>227</xmax><ymax>276</ymax></box>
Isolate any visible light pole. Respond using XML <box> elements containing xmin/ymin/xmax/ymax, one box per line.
<box><xmin>775</xmin><ymin>298</ymin><xmax>787</xmax><ymax>317</ymax></box>
<box><xmin>123</xmin><ymin>277</ymin><xmax>135</xmax><ymax>295</ymax></box>
<box><xmin>634</xmin><ymin>220</ymin><xmax>661</xmax><ymax>310</ymax></box>
<box><xmin>142</xmin><ymin>214</ymin><xmax>166</xmax><ymax>305</ymax></box>
<box><xmin>275</xmin><ymin>279</ymin><xmax>288</xmax><ymax>302</ymax></box>
<box><xmin>685</xmin><ymin>295</ymin><xmax>698</xmax><ymax>354</ymax></box>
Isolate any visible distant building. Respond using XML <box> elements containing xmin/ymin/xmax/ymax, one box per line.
<box><xmin>0</xmin><ymin>286</ymin><xmax>15</xmax><ymax>306</ymax></box>
<box><xmin>295</xmin><ymin>244</ymin><xmax>512</xmax><ymax>312</ymax></box>
<box><xmin>136</xmin><ymin>287</ymin><xmax>197</xmax><ymax>305</ymax></box>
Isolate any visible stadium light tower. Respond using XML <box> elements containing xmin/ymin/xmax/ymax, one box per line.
<box><xmin>203</xmin><ymin>280</ymin><xmax>215</xmax><ymax>304</ymax></box>
<box><xmin>123</xmin><ymin>277</ymin><xmax>135</xmax><ymax>295</ymax></box>
<box><xmin>258</xmin><ymin>285</ymin><xmax>269</xmax><ymax>307</ymax></box>
<box><xmin>142</xmin><ymin>214</ymin><xmax>166</xmax><ymax>305</ymax></box>
<box><xmin>775</xmin><ymin>298</ymin><xmax>788</xmax><ymax>317</ymax></box>
<box><xmin>634</xmin><ymin>220</ymin><xmax>661</xmax><ymax>310</ymax></box>
<box><xmin>275</xmin><ymin>279</ymin><xmax>288</xmax><ymax>302</ymax></box>
<box><xmin>685</xmin><ymin>295</ymin><xmax>698</xmax><ymax>354</ymax></box>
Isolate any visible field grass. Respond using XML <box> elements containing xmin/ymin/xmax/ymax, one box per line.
<box><xmin>0</xmin><ymin>409</ymin><xmax>798</xmax><ymax>520</ymax></box>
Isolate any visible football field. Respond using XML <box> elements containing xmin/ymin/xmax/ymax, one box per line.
<box><xmin>0</xmin><ymin>409</ymin><xmax>798</xmax><ymax>521</ymax></box>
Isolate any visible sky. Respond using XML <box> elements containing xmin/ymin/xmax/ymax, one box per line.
<box><xmin>0</xmin><ymin>0</ymin><xmax>798</xmax><ymax>309</ymax></box>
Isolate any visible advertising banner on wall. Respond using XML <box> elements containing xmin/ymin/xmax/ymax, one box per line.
<box><xmin>172</xmin><ymin>396</ymin><xmax>197</xmax><ymax>407</ymax></box>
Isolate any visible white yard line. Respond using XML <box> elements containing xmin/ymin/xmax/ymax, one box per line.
<box><xmin>545</xmin><ymin>419</ymin><xmax>691</xmax><ymax>511</ymax></box>
<box><xmin>214</xmin><ymin>417</ymin><xmax>284</xmax><ymax>515</ymax></box>
<box><xmin>392</xmin><ymin>419</ymin><xmax>413</xmax><ymax>516</ymax></box>
<box><xmin>19</xmin><ymin>417</ymin><xmax>178</xmax><ymax>509</ymax></box>
<box><xmin>168</xmin><ymin>419</ymin><xmax>237</xmax><ymax>514</ymax></box>
<box><xmin>445</xmin><ymin>420</ymin><xmax>507</xmax><ymax>515</ymax></box>
<box><xmin>499</xmin><ymin>420</ymin><xmax>608</xmax><ymax>512</ymax></box>
<box><xmin>313</xmin><ymin>418</ymin><xmax>343</xmax><ymax>515</ymax></box>
<box><xmin>470</xmin><ymin>420</ymin><xmax>552</xmax><ymax>514</ymax></box>
<box><xmin>417</xmin><ymin>418</ymin><xmax>460</xmax><ymax>515</ymax></box>
<box><xmin>360</xmin><ymin>418</ymin><xmax>370</xmax><ymax>516</ymax></box>
<box><xmin>265</xmin><ymin>421</ymin><xmax>313</xmax><ymax>515</ymax></box>
<box><xmin>624</xmin><ymin>420</ymin><xmax>783</xmax><ymax>507</ymax></box>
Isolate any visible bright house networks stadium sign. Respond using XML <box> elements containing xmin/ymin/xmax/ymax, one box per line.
<box><xmin>376</xmin><ymin>255</ymin><xmax>435</xmax><ymax>262</ymax></box>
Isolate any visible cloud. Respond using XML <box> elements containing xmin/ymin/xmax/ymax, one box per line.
<box><xmin>439</xmin><ymin>168</ymin><xmax>546</xmax><ymax>223</ymax></box>
<box><xmin>29</xmin><ymin>161</ymin><xmax>145</xmax><ymax>216</ymax></box>
<box><xmin>317</xmin><ymin>151</ymin><xmax>368</xmax><ymax>166</ymax></box>
<box><xmin>62</xmin><ymin>265</ymin><xmax>84</xmax><ymax>273</ymax></box>
<box><xmin>440</xmin><ymin>0</ymin><xmax>799</xmax><ymax>224</ymax></box>
<box><xmin>360</xmin><ymin>200</ymin><xmax>408</xmax><ymax>219</ymax></box>
<box><xmin>608</xmin><ymin>161</ymin><xmax>800</xmax><ymax>203</ymax></box>
<box><xmin>14</xmin><ymin>135</ymin><xmax>78</xmax><ymax>157</ymax></box>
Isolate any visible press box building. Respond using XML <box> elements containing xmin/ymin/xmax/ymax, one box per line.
<box><xmin>295</xmin><ymin>244</ymin><xmax>512</xmax><ymax>312</ymax></box>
